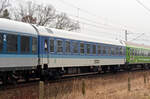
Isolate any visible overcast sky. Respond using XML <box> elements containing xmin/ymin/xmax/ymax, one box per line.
<box><xmin>17</xmin><ymin>0</ymin><xmax>150</xmax><ymax>45</ymax></box>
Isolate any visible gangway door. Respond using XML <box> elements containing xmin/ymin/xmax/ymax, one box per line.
<box><xmin>42</xmin><ymin>38</ymin><xmax>49</xmax><ymax>65</ymax></box>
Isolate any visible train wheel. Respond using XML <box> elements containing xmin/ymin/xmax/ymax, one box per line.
<box><xmin>102</xmin><ymin>66</ymin><xmax>108</xmax><ymax>73</ymax></box>
<box><xmin>1</xmin><ymin>72</ymin><xmax>8</xmax><ymax>86</ymax></box>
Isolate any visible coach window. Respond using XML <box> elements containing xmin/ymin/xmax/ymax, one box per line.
<box><xmin>141</xmin><ymin>49</ymin><xmax>143</xmax><ymax>56</ymax></box>
<box><xmin>86</xmin><ymin>44</ymin><xmax>91</xmax><ymax>54</ymax></box>
<box><xmin>123</xmin><ymin>47</ymin><xmax>126</xmax><ymax>55</ymax></box>
<box><xmin>7</xmin><ymin>34</ymin><xmax>18</xmax><ymax>53</ymax></box>
<box><xmin>57</xmin><ymin>40</ymin><xmax>63</xmax><ymax>53</ymax></box>
<box><xmin>0</xmin><ymin>34</ymin><xmax>3</xmax><ymax>52</ymax></box>
<box><xmin>135</xmin><ymin>49</ymin><xmax>137</xmax><ymax>56</ymax></box>
<box><xmin>50</xmin><ymin>39</ymin><xmax>54</xmax><ymax>52</ymax></box>
<box><xmin>65</xmin><ymin>41</ymin><xmax>71</xmax><ymax>53</ymax></box>
<box><xmin>32</xmin><ymin>37</ymin><xmax>37</xmax><ymax>53</ymax></box>
<box><xmin>137</xmin><ymin>49</ymin><xmax>139</xmax><ymax>56</ymax></box>
<box><xmin>21</xmin><ymin>36</ymin><xmax>30</xmax><ymax>53</ymax></box>
<box><xmin>130</xmin><ymin>48</ymin><xmax>132</xmax><ymax>56</ymax></box>
<box><xmin>103</xmin><ymin>46</ymin><xmax>106</xmax><ymax>54</ymax></box>
<box><xmin>139</xmin><ymin>49</ymin><xmax>141</xmax><ymax>56</ymax></box>
<box><xmin>134</xmin><ymin>49</ymin><xmax>137</xmax><ymax>56</ymax></box>
<box><xmin>144</xmin><ymin>50</ymin><xmax>146</xmax><ymax>56</ymax></box>
<box><xmin>149</xmin><ymin>51</ymin><xmax>150</xmax><ymax>56</ymax></box>
<box><xmin>143</xmin><ymin>50</ymin><xmax>145</xmax><ymax>56</ymax></box>
<box><xmin>97</xmin><ymin>45</ymin><xmax>101</xmax><ymax>54</ymax></box>
<box><xmin>119</xmin><ymin>47</ymin><xmax>122</xmax><ymax>55</ymax></box>
<box><xmin>111</xmin><ymin>47</ymin><xmax>114</xmax><ymax>55</ymax></box>
<box><xmin>92</xmin><ymin>44</ymin><xmax>96</xmax><ymax>54</ymax></box>
<box><xmin>116</xmin><ymin>47</ymin><xmax>119</xmax><ymax>55</ymax></box>
<box><xmin>108</xmin><ymin>47</ymin><xmax>111</xmax><ymax>55</ymax></box>
<box><xmin>73</xmin><ymin>41</ymin><xmax>78</xmax><ymax>53</ymax></box>
<box><xmin>44</xmin><ymin>39</ymin><xmax>48</xmax><ymax>52</ymax></box>
<box><xmin>80</xmin><ymin>42</ymin><xmax>84</xmax><ymax>54</ymax></box>
<box><xmin>131</xmin><ymin>48</ymin><xmax>133</xmax><ymax>56</ymax></box>
<box><xmin>146</xmin><ymin>50</ymin><xmax>148</xmax><ymax>56</ymax></box>
<box><xmin>133</xmin><ymin>48</ymin><xmax>135</xmax><ymax>56</ymax></box>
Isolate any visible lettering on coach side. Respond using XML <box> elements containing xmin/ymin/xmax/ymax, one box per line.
<box><xmin>94</xmin><ymin>60</ymin><xmax>100</xmax><ymax>64</ymax></box>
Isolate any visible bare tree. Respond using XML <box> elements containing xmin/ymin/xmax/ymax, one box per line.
<box><xmin>0</xmin><ymin>0</ymin><xmax>10</xmax><ymax>15</ymax></box>
<box><xmin>13</xmin><ymin>1</ymin><xmax>56</xmax><ymax>26</ymax></box>
<box><xmin>12</xmin><ymin>1</ymin><xmax>80</xmax><ymax>31</ymax></box>
<box><xmin>21</xmin><ymin>15</ymin><xmax>36</xmax><ymax>24</ymax></box>
<box><xmin>55</xmin><ymin>13</ymin><xmax>80</xmax><ymax>31</ymax></box>
<box><xmin>36</xmin><ymin>4</ymin><xmax>56</xmax><ymax>26</ymax></box>
<box><xmin>13</xmin><ymin>1</ymin><xmax>37</xmax><ymax>23</ymax></box>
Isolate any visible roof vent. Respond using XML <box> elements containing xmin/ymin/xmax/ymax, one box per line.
<box><xmin>45</xmin><ymin>28</ymin><xmax>53</xmax><ymax>34</ymax></box>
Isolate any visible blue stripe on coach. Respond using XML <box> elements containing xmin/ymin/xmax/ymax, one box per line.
<box><xmin>40</xmin><ymin>54</ymin><xmax>125</xmax><ymax>59</ymax></box>
<box><xmin>0</xmin><ymin>54</ymin><xmax>38</xmax><ymax>58</ymax></box>
<box><xmin>0</xmin><ymin>53</ymin><xmax>125</xmax><ymax>59</ymax></box>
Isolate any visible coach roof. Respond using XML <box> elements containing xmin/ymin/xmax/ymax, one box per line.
<box><xmin>0</xmin><ymin>18</ymin><xmax>37</xmax><ymax>36</ymax></box>
<box><xmin>35</xmin><ymin>25</ymin><xmax>124</xmax><ymax>46</ymax></box>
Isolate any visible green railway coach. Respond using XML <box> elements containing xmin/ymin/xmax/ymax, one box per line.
<box><xmin>126</xmin><ymin>42</ymin><xmax>150</xmax><ymax>64</ymax></box>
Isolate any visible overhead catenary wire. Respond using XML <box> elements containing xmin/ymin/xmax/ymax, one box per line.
<box><xmin>135</xmin><ymin>0</ymin><xmax>150</xmax><ymax>13</ymax></box>
<box><xmin>55</xmin><ymin>10</ymin><xmax>124</xmax><ymax>32</ymax></box>
<box><xmin>54</xmin><ymin>0</ymin><xmax>150</xmax><ymax>43</ymax></box>
<box><xmin>55</xmin><ymin>0</ymin><xmax>135</xmax><ymax>32</ymax></box>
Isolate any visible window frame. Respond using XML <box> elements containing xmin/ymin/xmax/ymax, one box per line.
<box><xmin>86</xmin><ymin>43</ymin><xmax>91</xmax><ymax>55</ymax></box>
<box><xmin>72</xmin><ymin>41</ymin><xmax>79</xmax><ymax>54</ymax></box>
<box><xmin>80</xmin><ymin>42</ymin><xmax>85</xmax><ymax>54</ymax></box>
<box><xmin>20</xmin><ymin>35</ymin><xmax>30</xmax><ymax>53</ymax></box>
<box><xmin>0</xmin><ymin>33</ymin><xmax>3</xmax><ymax>53</ymax></box>
<box><xmin>97</xmin><ymin>44</ymin><xmax>101</xmax><ymax>55</ymax></box>
<box><xmin>65</xmin><ymin>40</ymin><xmax>71</xmax><ymax>54</ymax></box>
<box><xmin>108</xmin><ymin>47</ymin><xmax>111</xmax><ymax>56</ymax></box>
<box><xmin>44</xmin><ymin>38</ymin><xmax>49</xmax><ymax>53</ymax></box>
<box><xmin>92</xmin><ymin>44</ymin><xmax>96</xmax><ymax>55</ymax></box>
<box><xmin>32</xmin><ymin>37</ymin><xmax>38</xmax><ymax>54</ymax></box>
<box><xmin>6</xmin><ymin>34</ymin><xmax>18</xmax><ymax>53</ymax></box>
<box><xmin>102</xmin><ymin>45</ymin><xmax>106</xmax><ymax>55</ymax></box>
<box><xmin>56</xmin><ymin>39</ymin><xmax>63</xmax><ymax>54</ymax></box>
<box><xmin>50</xmin><ymin>38</ymin><xmax>55</xmax><ymax>53</ymax></box>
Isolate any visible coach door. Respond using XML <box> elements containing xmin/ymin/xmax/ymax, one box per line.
<box><xmin>43</xmin><ymin>38</ymin><xmax>49</xmax><ymax>64</ymax></box>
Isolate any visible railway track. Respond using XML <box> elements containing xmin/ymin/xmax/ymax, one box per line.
<box><xmin>0</xmin><ymin>68</ymin><xmax>149</xmax><ymax>91</ymax></box>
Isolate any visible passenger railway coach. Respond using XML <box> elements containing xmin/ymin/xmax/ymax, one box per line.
<box><xmin>0</xmin><ymin>18</ymin><xmax>127</xmax><ymax>84</ymax></box>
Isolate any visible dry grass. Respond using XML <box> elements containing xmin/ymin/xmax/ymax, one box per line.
<box><xmin>1</xmin><ymin>70</ymin><xmax>150</xmax><ymax>99</ymax></box>
<box><xmin>45</xmin><ymin>71</ymin><xmax>150</xmax><ymax>99</ymax></box>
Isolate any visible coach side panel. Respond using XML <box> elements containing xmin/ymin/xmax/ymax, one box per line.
<box><xmin>0</xmin><ymin>31</ymin><xmax>38</xmax><ymax>71</ymax></box>
<box><xmin>39</xmin><ymin>36</ymin><xmax>126</xmax><ymax>68</ymax></box>
<box><xmin>126</xmin><ymin>46</ymin><xmax>150</xmax><ymax>64</ymax></box>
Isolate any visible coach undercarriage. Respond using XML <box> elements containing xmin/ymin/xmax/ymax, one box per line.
<box><xmin>1</xmin><ymin>63</ymin><xmax>150</xmax><ymax>85</ymax></box>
